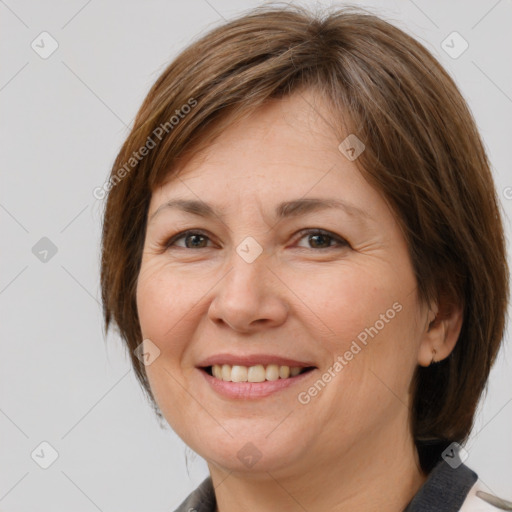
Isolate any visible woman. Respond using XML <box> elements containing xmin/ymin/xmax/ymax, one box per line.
<box><xmin>100</xmin><ymin>4</ymin><xmax>511</xmax><ymax>511</ymax></box>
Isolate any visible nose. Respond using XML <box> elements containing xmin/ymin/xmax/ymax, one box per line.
<box><xmin>207</xmin><ymin>247</ymin><xmax>289</xmax><ymax>333</ymax></box>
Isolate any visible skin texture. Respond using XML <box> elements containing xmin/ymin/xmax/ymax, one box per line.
<box><xmin>136</xmin><ymin>90</ymin><xmax>463</xmax><ymax>512</ymax></box>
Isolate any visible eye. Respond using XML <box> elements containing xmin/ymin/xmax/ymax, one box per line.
<box><xmin>294</xmin><ymin>229</ymin><xmax>349</xmax><ymax>250</ymax></box>
<box><xmin>164</xmin><ymin>230</ymin><xmax>213</xmax><ymax>249</ymax></box>
<box><xmin>163</xmin><ymin>228</ymin><xmax>348</xmax><ymax>250</ymax></box>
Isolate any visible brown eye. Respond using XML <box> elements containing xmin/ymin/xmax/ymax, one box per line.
<box><xmin>295</xmin><ymin>229</ymin><xmax>349</xmax><ymax>250</ymax></box>
<box><xmin>165</xmin><ymin>230</ymin><xmax>212</xmax><ymax>249</ymax></box>
<box><xmin>163</xmin><ymin>228</ymin><xmax>348</xmax><ymax>251</ymax></box>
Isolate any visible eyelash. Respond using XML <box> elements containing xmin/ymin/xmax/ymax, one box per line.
<box><xmin>163</xmin><ymin>228</ymin><xmax>349</xmax><ymax>251</ymax></box>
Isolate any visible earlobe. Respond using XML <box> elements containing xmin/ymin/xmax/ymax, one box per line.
<box><xmin>418</xmin><ymin>301</ymin><xmax>463</xmax><ymax>367</ymax></box>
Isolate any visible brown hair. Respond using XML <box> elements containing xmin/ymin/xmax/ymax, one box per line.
<box><xmin>100</xmin><ymin>3</ymin><xmax>509</xmax><ymax>472</ymax></box>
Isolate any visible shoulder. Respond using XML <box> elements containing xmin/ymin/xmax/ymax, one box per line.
<box><xmin>459</xmin><ymin>480</ymin><xmax>512</xmax><ymax>511</ymax></box>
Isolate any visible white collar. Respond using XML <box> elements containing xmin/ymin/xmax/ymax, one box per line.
<box><xmin>459</xmin><ymin>480</ymin><xmax>512</xmax><ymax>511</ymax></box>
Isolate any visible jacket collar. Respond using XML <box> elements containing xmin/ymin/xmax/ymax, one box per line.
<box><xmin>173</xmin><ymin>459</ymin><xmax>478</xmax><ymax>512</ymax></box>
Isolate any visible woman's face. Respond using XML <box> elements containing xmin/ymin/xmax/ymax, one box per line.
<box><xmin>136</xmin><ymin>90</ymin><xmax>430</xmax><ymax>476</ymax></box>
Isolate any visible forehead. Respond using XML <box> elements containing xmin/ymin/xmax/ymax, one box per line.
<box><xmin>146</xmin><ymin>93</ymin><xmax>403</xmax><ymax>249</ymax></box>
<box><xmin>156</xmin><ymin>92</ymin><xmax>361</xmax><ymax>191</ymax></box>
<box><xmin>147</xmin><ymin>90</ymin><xmax>391</xmax><ymax>229</ymax></box>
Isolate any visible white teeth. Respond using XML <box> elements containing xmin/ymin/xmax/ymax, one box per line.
<box><xmin>221</xmin><ymin>364</ymin><xmax>231</xmax><ymax>381</ymax></box>
<box><xmin>231</xmin><ymin>365</ymin><xmax>248</xmax><ymax>382</ymax></box>
<box><xmin>279</xmin><ymin>365</ymin><xmax>290</xmax><ymax>378</ymax></box>
<box><xmin>212</xmin><ymin>365</ymin><xmax>222</xmax><ymax>379</ymax></box>
<box><xmin>265</xmin><ymin>364</ymin><xmax>280</xmax><ymax>381</ymax></box>
<box><xmin>210</xmin><ymin>364</ymin><xmax>307</xmax><ymax>382</ymax></box>
<box><xmin>247</xmin><ymin>365</ymin><xmax>266</xmax><ymax>382</ymax></box>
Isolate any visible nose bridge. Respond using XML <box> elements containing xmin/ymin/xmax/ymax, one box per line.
<box><xmin>208</xmin><ymin>236</ymin><xmax>288</xmax><ymax>331</ymax></box>
<box><xmin>223</xmin><ymin>237</ymin><xmax>270</xmax><ymax>301</ymax></box>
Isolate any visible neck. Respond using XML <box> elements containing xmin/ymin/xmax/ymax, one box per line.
<box><xmin>208</xmin><ymin>426</ymin><xmax>427</xmax><ymax>512</ymax></box>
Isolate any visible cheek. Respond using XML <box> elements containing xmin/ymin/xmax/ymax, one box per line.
<box><xmin>135</xmin><ymin>264</ymin><xmax>198</xmax><ymax>419</ymax></box>
<box><xmin>136</xmin><ymin>266</ymin><xmax>167</xmax><ymax>340</ymax></box>
<box><xmin>136</xmin><ymin>261</ymin><xmax>199</xmax><ymax>341</ymax></box>
<box><xmin>298</xmin><ymin>264</ymin><xmax>404</xmax><ymax>344</ymax></box>
<box><xmin>300</xmin><ymin>261</ymin><xmax>421</xmax><ymax>386</ymax></box>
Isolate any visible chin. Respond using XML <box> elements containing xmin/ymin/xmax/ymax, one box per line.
<box><xmin>207</xmin><ymin>449</ymin><xmax>298</xmax><ymax>477</ymax></box>
<box><xmin>192</xmin><ymin>428</ymin><xmax>307</xmax><ymax>476</ymax></box>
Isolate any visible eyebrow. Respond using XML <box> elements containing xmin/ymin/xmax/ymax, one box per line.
<box><xmin>149</xmin><ymin>197</ymin><xmax>371</xmax><ymax>223</ymax></box>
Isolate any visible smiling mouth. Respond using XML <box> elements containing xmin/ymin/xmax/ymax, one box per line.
<box><xmin>202</xmin><ymin>364</ymin><xmax>316</xmax><ymax>383</ymax></box>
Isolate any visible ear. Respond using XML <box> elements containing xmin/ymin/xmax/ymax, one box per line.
<box><xmin>417</xmin><ymin>294</ymin><xmax>463</xmax><ymax>367</ymax></box>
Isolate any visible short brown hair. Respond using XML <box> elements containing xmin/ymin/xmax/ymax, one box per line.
<box><xmin>100</xmin><ymin>3</ymin><xmax>509</xmax><ymax>472</ymax></box>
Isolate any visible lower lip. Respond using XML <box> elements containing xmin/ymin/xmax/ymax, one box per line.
<box><xmin>199</xmin><ymin>368</ymin><xmax>315</xmax><ymax>399</ymax></box>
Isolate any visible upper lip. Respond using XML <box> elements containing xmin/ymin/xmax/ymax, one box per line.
<box><xmin>197</xmin><ymin>354</ymin><xmax>317</xmax><ymax>368</ymax></box>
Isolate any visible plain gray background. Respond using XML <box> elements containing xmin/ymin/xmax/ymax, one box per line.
<box><xmin>1</xmin><ymin>0</ymin><xmax>511</xmax><ymax>510</ymax></box>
